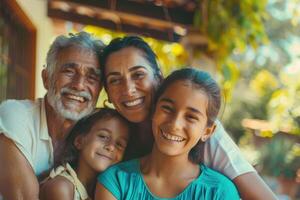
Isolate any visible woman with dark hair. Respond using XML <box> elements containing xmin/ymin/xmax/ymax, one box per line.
<box><xmin>40</xmin><ymin>108</ymin><xmax>130</xmax><ymax>200</ymax></box>
<box><xmin>97</xmin><ymin>36</ymin><xmax>277</xmax><ymax>199</ymax></box>
<box><xmin>96</xmin><ymin>68</ymin><xmax>239</xmax><ymax>199</ymax></box>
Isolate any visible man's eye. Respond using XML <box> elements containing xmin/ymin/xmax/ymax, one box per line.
<box><xmin>88</xmin><ymin>74</ymin><xmax>99</xmax><ymax>82</ymax></box>
<box><xmin>63</xmin><ymin>69</ymin><xmax>75</xmax><ymax>76</ymax></box>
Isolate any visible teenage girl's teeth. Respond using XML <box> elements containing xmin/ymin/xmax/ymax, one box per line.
<box><xmin>124</xmin><ymin>98</ymin><xmax>143</xmax><ymax>107</ymax></box>
<box><xmin>66</xmin><ymin>94</ymin><xmax>85</xmax><ymax>103</ymax></box>
<box><xmin>162</xmin><ymin>131</ymin><xmax>184</xmax><ymax>142</ymax></box>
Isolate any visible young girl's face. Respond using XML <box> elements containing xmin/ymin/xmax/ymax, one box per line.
<box><xmin>152</xmin><ymin>80</ymin><xmax>214</xmax><ymax>157</ymax></box>
<box><xmin>75</xmin><ymin>117</ymin><xmax>129</xmax><ymax>172</ymax></box>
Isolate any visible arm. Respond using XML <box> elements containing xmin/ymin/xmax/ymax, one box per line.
<box><xmin>0</xmin><ymin>134</ymin><xmax>39</xmax><ymax>200</ymax></box>
<box><xmin>94</xmin><ymin>183</ymin><xmax>117</xmax><ymax>200</ymax></box>
<box><xmin>233</xmin><ymin>172</ymin><xmax>278</xmax><ymax>200</ymax></box>
<box><xmin>204</xmin><ymin>120</ymin><xmax>277</xmax><ymax>200</ymax></box>
<box><xmin>39</xmin><ymin>176</ymin><xmax>74</xmax><ymax>200</ymax></box>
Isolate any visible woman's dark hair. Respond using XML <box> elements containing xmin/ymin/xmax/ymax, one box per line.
<box><xmin>100</xmin><ymin>36</ymin><xmax>162</xmax><ymax>88</ymax></box>
<box><xmin>154</xmin><ymin>67</ymin><xmax>221</xmax><ymax>163</ymax></box>
<box><xmin>58</xmin><ymin>108</ymin><xmax>129</xmax><ymax>168</ymax></box>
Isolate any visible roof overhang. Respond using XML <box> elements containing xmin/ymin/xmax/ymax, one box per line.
<box><xmin>47</xmin><ymin>0</ymin><xmax>206</xmax><ymax>42</ymax></box>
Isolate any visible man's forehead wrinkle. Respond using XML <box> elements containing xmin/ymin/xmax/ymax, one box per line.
<box><xmin>59</xmin><ymin>62</ymin><xmax>100</xmax><ymax>74</ymax></box>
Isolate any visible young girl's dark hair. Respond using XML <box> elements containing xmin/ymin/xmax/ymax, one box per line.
<box><xmin>58</xmin><ymin>108</ymin><xmax>129</xmax><ymax>168</ymax></box>
<box><xmin>154</xmin><ymin>67</ymin><xmax>221</xmax><ymax>163</ymax></box>
<box><xmin>100</xmin><ymin>36</ymin><xmax>163</xmax><ymax>88</ymax></box>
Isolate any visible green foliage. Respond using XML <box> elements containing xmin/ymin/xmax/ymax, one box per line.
<box><xmin>259</xmin><ymin>135</ymin><xmax>300</xmax><ymax>179</ymax></box>
<box><xmin>194</xmin><ymin>0</ymin><xmax>269</xmax><ymax>98</ymax></box>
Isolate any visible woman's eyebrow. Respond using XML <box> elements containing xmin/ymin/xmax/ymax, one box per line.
<box><xmin>106</xmin><ymin>71</ymin><xmax>121</xmax><ymax>78</ymax></box>
<box><xmin>128</xmin><ymin>65</ymin><xmax>147</xmax><ymax>72</ymax></box>
<box><xmin>106</xmin><ymin>66</ymin><xmax>148</xmax><ymax>78</ymax></box>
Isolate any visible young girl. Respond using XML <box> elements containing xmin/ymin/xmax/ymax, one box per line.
<box><xmin>95</xmin><ymin>68</ymin><xmax>239</xmax><ymax>199</ymax></box>
<box><xmin>40</xmin><ymin>108</ymin><xmax>130</xmax><ymax>200</ymax></box>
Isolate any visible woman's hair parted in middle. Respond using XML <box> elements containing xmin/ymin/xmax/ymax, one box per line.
<box><xmin>99</xmin><ymin>35</ymin><xmax>163</xmax><ymax>88</ymax></box>
<box><xmin>154</xmin><ymin>67</ymin><xmax>221</xmax><ymax>163</ymax></box>
<box><xmin>58</xmin><ymin>107</ymin><xmax>129</xmax><ymax>168</ymax></box>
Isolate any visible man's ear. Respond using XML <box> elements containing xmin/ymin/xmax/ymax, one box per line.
<box><xmin>42</xmin><ymin>69</ymin><xmax>50</xmax><ymax>90</ymax></box>
<box><xmin>74</xmin><ymin>135</ymin><xmax>85</xmax><ymax>150</ymax></box>
<box><xmin>201</xmin><ymin>123</ymin><xmax>217</xmax><ymax>142</ymax></box>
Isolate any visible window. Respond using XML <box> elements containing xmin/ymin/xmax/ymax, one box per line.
<box><xmin>0</xmin><ymin>0</ymin><xmax>36</xmax><ymax>102</ymax></box>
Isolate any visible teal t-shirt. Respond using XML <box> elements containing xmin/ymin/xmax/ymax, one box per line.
<box><xmin>98</xmin><ymin>159</ymin><xmax>240</xmax><ymax>200</ymax></box>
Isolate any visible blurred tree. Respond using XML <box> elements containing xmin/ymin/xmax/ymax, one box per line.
<box><xmin>223</xmin><ymin>0</ymin><xmax>300</xmax><ymax>141</ymax></box>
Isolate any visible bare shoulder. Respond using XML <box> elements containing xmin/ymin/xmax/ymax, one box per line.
<box><xmin>40</xmin><ymin>176</ymin><xmax>74</xmax><ymax>200</ymax></box>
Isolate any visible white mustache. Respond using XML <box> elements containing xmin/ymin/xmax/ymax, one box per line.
<box><xmin>60</xmin><ymin>87</ymin><xmax>92</xmax><ymax>101</ymax></box>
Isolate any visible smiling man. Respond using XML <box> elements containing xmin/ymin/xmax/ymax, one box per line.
<box><xmin>0</xmin><ymin>32</ymin><xmax>104</xmax><ymax>200</ymax></box>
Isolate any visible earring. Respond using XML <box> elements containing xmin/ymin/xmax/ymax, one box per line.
<box><xmin>201</xmin><ymin>136</ymin><xmax>207</xmax><ymax>142</ymax></box>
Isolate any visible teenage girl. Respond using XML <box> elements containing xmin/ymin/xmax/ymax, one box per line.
<box><xmin>95</xmin><ymin>68</ymin><xmax>240</xmax><ymax>199</ymax></box>
<box><xmin>40</xmin><ymin>108</ymin><xmax>130</xmax><ymax>200</ymax></box>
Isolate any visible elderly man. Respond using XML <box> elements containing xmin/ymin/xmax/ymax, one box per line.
<box><xmin>0</xmin><ymin>32</ymin><xmax>104</xmax><ymax>199</ymax></box>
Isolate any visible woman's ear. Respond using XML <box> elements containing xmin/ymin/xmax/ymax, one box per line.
<box><xmin>201</xmin><ymin>123</ymin><xmax>217</xmax><ymax>142</ymax></box>
<box><xmin>74</xmin><ymin>135</ymin><xmax>85</xmax><ymax>150</ymax></box>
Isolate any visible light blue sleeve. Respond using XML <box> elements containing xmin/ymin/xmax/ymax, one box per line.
<box><xmin>0</xmin><ymin>100</ymin><xmax>33</xmax><ymax>167</ymax></box>
<box><xmin>97</xmin><ymin>165</ymin><xmax>122</xmax><ymax>199</ymax></box>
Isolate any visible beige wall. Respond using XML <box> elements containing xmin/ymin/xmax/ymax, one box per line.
<box><xmin>16</xmin><ymin>0</ymin><xmax>56</xmax><ymax>98</ymax></box>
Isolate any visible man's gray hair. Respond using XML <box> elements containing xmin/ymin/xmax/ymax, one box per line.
<box><xmin>46</xmin><ymin>31</ymin><xmax>105</xmax><ymax>78</ymax></box>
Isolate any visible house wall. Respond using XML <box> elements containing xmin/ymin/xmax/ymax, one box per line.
<box><xmin>16</xmin><ymin>0</ymin><xmax>55</xmax><ymax>98</ymax></box>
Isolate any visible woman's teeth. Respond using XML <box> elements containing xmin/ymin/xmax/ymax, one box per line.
<box><xmin>124</xmin><ymin>98</ymin><xmax>143</xmax><ymax>107</ymax></box>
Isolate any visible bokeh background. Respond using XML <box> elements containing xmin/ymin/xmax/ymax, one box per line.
<box><xmin>1</xmin><ymin>0</ymin><xmax>299</xmax><ymax>199</ymax></box>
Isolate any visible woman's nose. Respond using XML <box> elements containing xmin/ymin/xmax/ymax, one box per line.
<box><xmin>122</xmin><ymin>78</ymin><xmax>137</xmax><ymax>96</ymax></box>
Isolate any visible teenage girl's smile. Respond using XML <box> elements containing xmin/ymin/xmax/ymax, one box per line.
<box><xmin>152</xmin><ymin>80</ymin><xmax>211</xmax><ymax>156</ymax></box>
<box><xmin>160</xmin><ymin>128</ymin><xmax>186</xmax><ymax>143</ymax></box>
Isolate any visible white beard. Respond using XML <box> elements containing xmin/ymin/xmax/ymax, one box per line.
<box><xmin>47</xmin><ymin>86</ymin><xmax>94</xmax><ymax>121</ymax></box>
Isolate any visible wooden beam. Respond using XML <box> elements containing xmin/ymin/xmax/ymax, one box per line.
<box><xmin>48</xmin><ymin>0</ymin><xmax>186</xmax><ymax>41</ymax></box>
<box><xmin>59</xmin><ymin>0</ymin><xmax>194</xmax><ymax>25</ymax></box>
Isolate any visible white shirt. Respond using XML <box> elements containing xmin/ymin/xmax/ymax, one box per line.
<box><xmin>0</xmin><ymin>98</ymin><xmax>54</xmax><ymax>175</ymax></box>
<box><xmin>203</xmin><ymin>120</ymin><xmax>256</xmax><ymax>179</ymax></box>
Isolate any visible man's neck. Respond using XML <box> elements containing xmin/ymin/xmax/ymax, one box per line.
<box><xmin>44</xmin><ymin>97</ymin><xmax>75</xmax><ymax>143</ymax></box>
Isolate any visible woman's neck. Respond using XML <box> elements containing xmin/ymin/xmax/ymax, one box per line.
<box><xmin>136</xmin><ymin>119</ymin><xmax>152</xmax><ymax>140</ymax></box>
<box><xmin>135</xmin><ymin>119</ymin><xmax>154</xmax><ymax>154</ymax></box>
<box><xmin>76</xmin><ymin>160</ymin><xmax>97</xmax><ymax>197</ymax></box>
